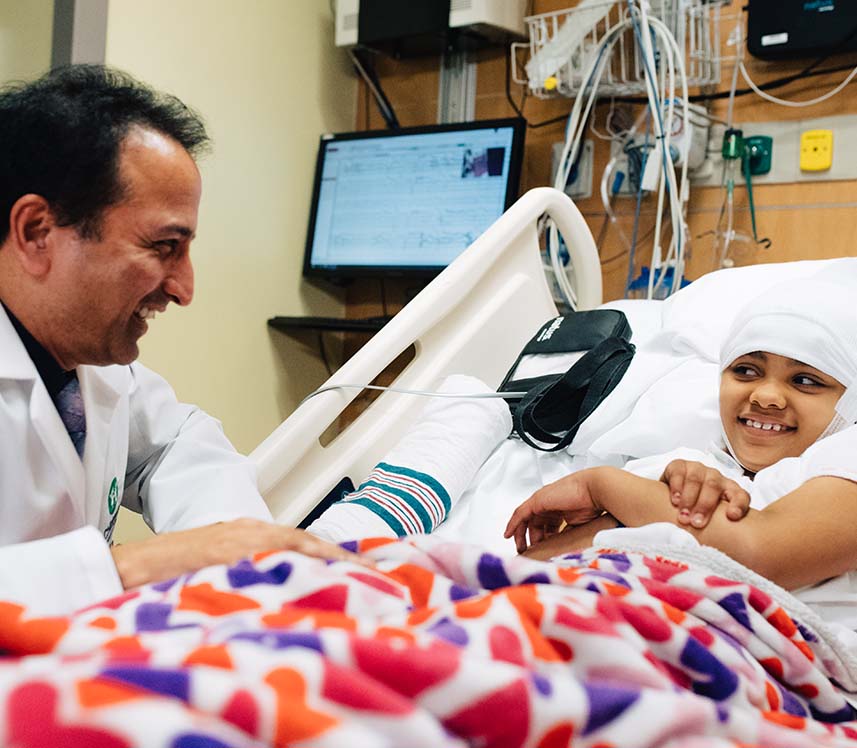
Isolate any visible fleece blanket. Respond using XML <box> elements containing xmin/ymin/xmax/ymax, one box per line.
<box><xmin>3</xmin><ymin>536</ymin><xmax>857</xmax><ymax>748</ymax></box>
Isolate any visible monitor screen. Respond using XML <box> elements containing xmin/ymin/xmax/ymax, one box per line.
<box><xmin>303</xmin><ymin>117</ymin><xmax>525</xmax><ymax>280</ymax></box>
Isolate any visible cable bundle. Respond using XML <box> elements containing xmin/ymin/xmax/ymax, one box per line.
<box><xmin>548</xmin><ymin>0</ymin><xmax>690</xmax><ymax>305</ymax></box>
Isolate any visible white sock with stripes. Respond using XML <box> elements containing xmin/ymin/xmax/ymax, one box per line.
<box><xmin>308</xmin><ymin>375</ymin><xmax>512</xmax><ymax>541</ymax></box>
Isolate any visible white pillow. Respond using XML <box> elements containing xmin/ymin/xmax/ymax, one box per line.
<box><xmin>570</xmin><ymin>258</ymin><xmax>856</xmax><ymax>460</ymax></box>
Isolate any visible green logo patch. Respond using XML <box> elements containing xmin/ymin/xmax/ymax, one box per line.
<box><xmin>107</xmin><ymin>477</ymin><xmax>119</xmax><ymax>514</ymax></box>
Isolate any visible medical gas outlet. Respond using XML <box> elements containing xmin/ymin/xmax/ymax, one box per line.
<box><xmin>800</xmin><ymin>129</ymin><xmax>833</xmax><ymax>172</ymax></box>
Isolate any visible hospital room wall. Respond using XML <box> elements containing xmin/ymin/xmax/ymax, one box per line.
<box><xmin>350</xmin><ymin>0</ymin><xmax>857</xmax><ymax>306</ymax></box>
<box><xmin>99</xmin><ymin>1</ymin><xmax>356</xmax><ymax>540</ymax></box>
<box><xmin>0</xmin><ymin>2</ymin><xmax>53</xmax><ymax>80</ymax></box>
<box><xmin>102</xmin><ymin>0</ymin><xmax>356</xmax><ymax>452</ymax></box>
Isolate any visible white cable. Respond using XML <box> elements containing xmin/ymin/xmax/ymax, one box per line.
<box><xmin>549</xmin><ymin>22</ymin><xmax>631</xmax><ymax>307</ymax></box>
<box><xmin>651</xmin><ymin>16</ymin><xmax>690</xmax><ymax>292</ymax></box>
<box><xmin>649</xmin><ymin>18</ymin><xmax>690</xmax><ymax>293</ymax></box>
<box><xmin>725</xmin><ymin>20</ymin><xmax>743</xmax><ymax>128</ymax></box>
<box><xmin>639</xmin><ymin>10</ymin><xmax>690</xmax><ymax>296</ymax></box>
<box><xmin>545</xmin><ymin>2</ymin><xmax>690</xmax><ymax>304</ymax></box>
<box><xmin>645</xmin><ymin>5</ymin><xmax>673</xmax><ymax>298</ymax></box>
<box><xmin>299</xmin><ymin>383</ymin><xmax>527</xmax><ymax>409</ymax></box>
<box><xmin>632</xmin><ymin>3</ymin><xmax>687</xmax><ymax>298</ymax></box>
<box><xmin>600</xmin><ymin>156</ymin><xmax>632</xmax><ymax>251</ymax></box>
<box><xmin>740</xmin><ymin>60</ymin><xmax>857</xmax><ymax>109</ymax></box>
<box><xmin>633</xmin><ymin>7</ymin><xmax>669</xmax><ymax>242</ymax></box>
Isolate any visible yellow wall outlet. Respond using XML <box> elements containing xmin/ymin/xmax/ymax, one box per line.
<box><xmin>800</xmin><ymin>129</ymin><xmax>834</xmax><ymax>172</ymax></box>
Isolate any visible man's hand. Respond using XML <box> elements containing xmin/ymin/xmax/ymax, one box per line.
<box><xmin>111</xmin><ymin>519</ymin><xmax>369</xmax><ymax>590</ymax></box>
<box><xmin>660</xmin><ymin>460</ymin><xmax>751</xmax><ymax>529</ymax></box>
<box><xmin>504</xmin><ymin>471</ymin><xmax>603</xmax><ymax>554</ymax></box>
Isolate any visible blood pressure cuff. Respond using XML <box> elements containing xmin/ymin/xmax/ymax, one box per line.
<box><xmin>499</xmin><ymin>310</ymin><xmax>635</xmax><ymax>452</ymax></box>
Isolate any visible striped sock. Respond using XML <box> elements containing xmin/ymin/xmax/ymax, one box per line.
<box><xmin>340</xmin><ymin>462</ymin><xmax>451</xmax><ymax>536</ymax></box>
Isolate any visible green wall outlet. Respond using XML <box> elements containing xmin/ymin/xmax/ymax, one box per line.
<box><xmin>744</xmin><ymin>135</ymin><xmax>773</xmax><ymax>176</ymax></box>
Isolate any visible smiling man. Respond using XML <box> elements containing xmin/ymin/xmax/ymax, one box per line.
<box><xmin>0</xmin><ymin>65</ymin><xmax>358</xmax><ymax>614</ymax></box>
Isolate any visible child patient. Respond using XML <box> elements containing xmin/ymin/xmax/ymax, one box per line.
<box><xmin>506</xmin><ymin>276</ymin><xmax>857</xmax><ymax>606</ymax></box>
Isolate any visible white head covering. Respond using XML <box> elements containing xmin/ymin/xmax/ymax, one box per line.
<box><xmin>719</xmin><ymin>277</ymin><xmax>857</xmax><ymax>457</ymax></box>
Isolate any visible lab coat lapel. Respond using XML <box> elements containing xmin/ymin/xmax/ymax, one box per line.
<box><xmin>0</xmin><ymin>305</ymin><xmax>86</xmax><ymax>518</ymax></box>
<box><xmin>78</xmin><ymin>365</ymin><xmax>125</xmax><ymax>529</ymax></box>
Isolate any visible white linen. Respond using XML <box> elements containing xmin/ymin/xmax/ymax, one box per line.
<box><xmin>433</xmin><ymin>438</ymin><xmax>589</xmax><ymax>555</ymax></box>
<box><xmin>659</xmin><ymin>257</ymin><xmax>851</xmax><ymax>360</ymax></box>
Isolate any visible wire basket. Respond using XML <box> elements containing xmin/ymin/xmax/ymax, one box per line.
<box><xmin>512</xmin><ymin>0</ymin><xmax>728</xmax><ymax>98</ymax></box>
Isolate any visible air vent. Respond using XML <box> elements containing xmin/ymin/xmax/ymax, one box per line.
<box><xmin>450</xmin><ymin>0</ymin><xmax>473</xmax><ymax>10</ymax></box>
<box><xmin>343</xmin><ymin>12</ymin><xmax>357</xmax><ymax>31</ymax></box>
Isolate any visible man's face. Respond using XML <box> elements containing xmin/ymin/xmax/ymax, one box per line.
<box><xmin>719</xmin><ymin>351</ymin><xmax>845</xmax><ymax>474</ymax></box>
<box><xmin>48</xmin><ymin>128</ymin><xmax>201</xmax><ymax>368</ymax></box>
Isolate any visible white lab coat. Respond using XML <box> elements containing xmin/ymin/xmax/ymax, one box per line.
<box><xmin>0</xmin><ymin>305</ymin><xmax>272</xmax><ymax>615</ymax></box>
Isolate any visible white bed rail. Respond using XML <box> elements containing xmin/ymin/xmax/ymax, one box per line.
<box><xmin>252</xmin><ymin>187</ymin><xmax>602</xmax><ymax>526</ymax></box>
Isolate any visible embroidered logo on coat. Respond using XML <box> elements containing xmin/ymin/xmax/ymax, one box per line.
<box><xmin>107</xmin><ymin>477</ymin><xmax>119</xmax><ymax>514</ymax></box>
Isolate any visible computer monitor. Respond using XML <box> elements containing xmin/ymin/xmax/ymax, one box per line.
<box><xmin>302</xmin><ymin>117</ymin><xmax>525</xmax><ymax>281</ymax></box>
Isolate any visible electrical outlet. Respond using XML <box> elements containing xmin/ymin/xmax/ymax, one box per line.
<box><xmin>800</xmin><ymin>129</ymin><xmax>833</xmax><ymax>172</ymax></box>
<box><xmin>551</xmin><ymin>139</ymin><xmax>593</xmax><ymax>200</ymax></box>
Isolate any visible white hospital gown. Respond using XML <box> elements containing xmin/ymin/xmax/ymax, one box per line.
<box><xmin>594</xmin><ymin>424</ymin><xmax>857</xmax><ymax>648</ymax></box>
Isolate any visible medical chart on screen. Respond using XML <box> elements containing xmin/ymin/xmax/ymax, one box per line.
<box><xmin>310</xmin><ymin>128</ymin><xmax>515</xmax><ymax>268</ymax></box>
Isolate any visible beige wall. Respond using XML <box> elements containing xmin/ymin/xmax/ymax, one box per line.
<box><xmin>0</xmin><ymin>0</ymin><xmax>53</xmax><ymax>82</ymax></box>
<box><xmin>104</xmin><ymin>0</ymin><xmax>356</xmax><ymax>453</ymax></box>
<box><xmin>103</xmin><ymin>0</ymin><xmax>356</xmax><ymax>540</ymax></box>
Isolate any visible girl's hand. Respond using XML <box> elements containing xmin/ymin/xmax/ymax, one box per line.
<box><xmin>660</xmin><ymin>460</ymin><xmax>751</xmax><ymax>529</ymax></box>
<box><xmin>504</xmin><ymin>471</ymin><xmax>603</xmax><ymax>553</ymax></box>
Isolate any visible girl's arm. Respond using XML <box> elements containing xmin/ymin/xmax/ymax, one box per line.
<box><xmin>521</xmin><ymin>513</ymin><xmax>621</xmax><ymax>561</ymax></box>
<box><xmin>508</xmin><ymin>467</ymin><xmax>857</xmax><ymax>590</ymax></box>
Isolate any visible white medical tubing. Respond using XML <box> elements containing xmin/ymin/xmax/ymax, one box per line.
<box><xmin>546</xmin><ymin>1</ymin><xmax>690</xmax><ymax>304</ymax></box>
<box><xmin>740</xmin><ymin>61</ymin><xmax>857</xmax><ymax>109</ymax></box>
<box><xmin>299</xmin><ymin>384</ymin><xmax>527</xmax><ymax>409</ymax></box>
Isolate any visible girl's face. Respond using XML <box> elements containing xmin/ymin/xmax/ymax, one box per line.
<box><xmin>719</xmin><ymin>351</ymin><xmax>845</xmax><ymax>474</ymax></box>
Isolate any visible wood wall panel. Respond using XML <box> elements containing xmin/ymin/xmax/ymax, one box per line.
<box><xmin>349</xmin><ymin>0</ymin><xmax>857</xmax><ymax>314</ymax></box>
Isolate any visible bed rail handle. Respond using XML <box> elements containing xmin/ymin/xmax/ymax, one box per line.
<box><xmin>253</xmin><ymin>188</ymin><xmax>601</xmax><ymax>515</ymax></box>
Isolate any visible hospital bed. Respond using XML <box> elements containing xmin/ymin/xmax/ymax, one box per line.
<box><xmin>252</xmin><ymin>187</ymin><xmax>604</xmax><ymax>527</ymax></box>
<box><xmin>252</xmin><ymin>187</ymin><xmax>855</xmax><ymax>536</ymax></box>
<box><xmin>7</xmin><ymin>191</ymin><xmax>857</xmax><ymax>747</ymax></box>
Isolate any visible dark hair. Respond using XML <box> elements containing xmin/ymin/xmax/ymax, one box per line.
<box><xmin>0</xmin><ymin>64</ymin><xmax>210</xmax><ymax>242</ymax></box>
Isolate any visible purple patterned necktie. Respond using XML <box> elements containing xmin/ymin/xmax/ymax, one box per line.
<box><xmin>56</xmin><ymin>375</ymin><xmax>86</xmax><ymax>458</ymax></box>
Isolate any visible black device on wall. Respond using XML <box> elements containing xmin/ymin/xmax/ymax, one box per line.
<box><xmin>747</xmin><ymin>0</ymin><xmax>857</xmax><ymax>60</ymax></box>
<box><xmin>302</xmin><ymin>117</ymin><xmax>525</xmax><ymax>282</ymax></box>
<box><xmin>358</xmin><ymin>0</ymin><xmax>451</xmax><ymax>57</ymax></box>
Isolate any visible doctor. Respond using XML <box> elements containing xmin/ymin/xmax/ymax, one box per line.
<box><xmin>0</xmin><ymin>65</ymin><xmax>359</xmax><ymax>615</ymax></box>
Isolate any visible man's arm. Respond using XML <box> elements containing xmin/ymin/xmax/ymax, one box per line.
<box><xmin>110</xmin><ymin>519</ymin><xmax>368</xmax><ymax>590</ymax></box>
<box><xmin>514</xmin><ymin>467</ymin><xmax>857</xmax><ymax>590</ymax></box>
<box><xmin>0</xmin><ymin>528</ymin><xmax>125</xmax><ymax>615</ymax></box>
<box><xmin>123</xmin><ymin>363</ymin><xmax>272</xmax><ymax>531</ymax></box>
<box><xmin>114</xmin><ymin>365</ymin><xmax>369</xmax><ymax>592</ymax></box>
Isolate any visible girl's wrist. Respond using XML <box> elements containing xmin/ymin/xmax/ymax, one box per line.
<box><xmin>586</xmin><ymin>466</ymin><xmax>618</xmax><ymax>513</ymax></box>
